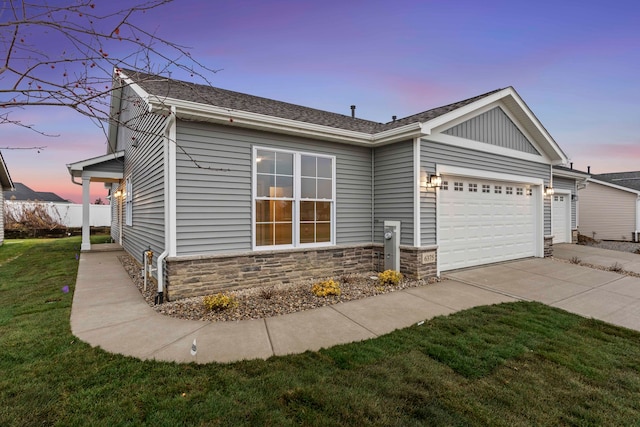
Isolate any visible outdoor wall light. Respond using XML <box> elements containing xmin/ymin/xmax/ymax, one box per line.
<box><xmin>428</xmin><ymin>174</ymin><xmax>443</xmax><ymax>188</ymax></box>
<box><xmin>571</xmin><ymin>194</ymin><xmax>579</xmax><ymax>201</ymax></box>
<box><xmin>114</xmin><ymin>190</ymin><xmax>123</xmax><ymax>198</ymax></box>
<box><xmin>545</xmin><ymin>186</ymin><xmax>555</xmax><ymax>196</ymax></box>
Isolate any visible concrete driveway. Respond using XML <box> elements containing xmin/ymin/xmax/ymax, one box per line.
<box><xmin>445</xmin><ymin>243</ymin><xmax>640</xmax><ymax>331</ymax></box>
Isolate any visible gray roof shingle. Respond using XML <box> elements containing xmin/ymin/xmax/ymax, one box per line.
<box><xmin>121</xmin><ymin>69</ymin><xmax>503</xmax><ymax>134</ymax></box>
<box><xmin>3</xmin><ymin>182</ymin><xmax>69</xmax><ymax>202</ymax></box>
<box><xmin>593</xmin><ymin>172</ymin><xmax>640</xmax><ymax>191</ymax></box>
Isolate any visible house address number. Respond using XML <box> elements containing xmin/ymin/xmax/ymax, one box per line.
<box><xmin>421</xmin><ymin>252</ymin><xmax>436</xmax><ymax>264</ymax></box>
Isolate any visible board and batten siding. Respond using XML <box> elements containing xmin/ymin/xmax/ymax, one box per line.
<box><xmin>373</xmin><ymin>140</ymin><xmax>414</xmax><ymax>246</ymax></box>
<box><xmin>579</xmin><ymin>181</ymin><xmax>637</xmax><ymax>241</ymax></box>
<box><xmin>552</xmin><ymin>176</ymin><xmax>577</xmax><ymax>229</ymax></box>
<box><xmin>174</xmin><ymin>121</ymin><xmax>373</xmax><ymax>256</ymax></box>
<box><xmin>443</xmin><ymin>107</ymin><xmax>540</xmax><ymax>155</ymax></box>
<box><xmin>420</xmin><ymin>139</ymin><xmax>551</xmax><ymax>245</ymax></box>
<box><xmin>115</xmin><ymin>86</ymin><xmax>167</xmax><ymax>265</ymax></box>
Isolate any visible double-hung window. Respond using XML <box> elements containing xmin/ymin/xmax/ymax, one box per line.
<box><xmin>254</xmin><ymin>147</ymin><xmax>335</xmax><ymax>248</ymax></box>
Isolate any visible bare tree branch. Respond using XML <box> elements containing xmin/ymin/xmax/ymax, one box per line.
<box><xmin>0</xmin><ymin>0</ymin><xmax>218</xmax><ymax>137</ymax></box>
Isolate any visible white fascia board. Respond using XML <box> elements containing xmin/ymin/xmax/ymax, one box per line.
<box><xmin>588</xmin><ymin>178</ymin><xmax>640</xmax><ymax>195</ymax></box>
<box><xmin>150</xmin><ymin>97</ymin><xmax>425</xmax><ymax>146</ymax></box>
<box><xmin>116</xmin><ymin>70</ymin><xmax>152</xmax><ymax>110</ymax></box>
<box><xmin>552</xmin><ymin>169</ymin><xmax>590</xmax><ymax>180</ymax></box>
<box><xmin>67</xmin><ymin>151</ymin><xmax>125</xmax><ymax>175</ymax></box>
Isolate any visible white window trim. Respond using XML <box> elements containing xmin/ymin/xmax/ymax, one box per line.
<box><xmin>125</xmin><ymin>176</ymin><xmax>132</xmax><ymax>226</ymax></box>
<box><xmin>252</xmin><ymin>146</ymin><xmax>336</xmax><ymax>250</ymax></box>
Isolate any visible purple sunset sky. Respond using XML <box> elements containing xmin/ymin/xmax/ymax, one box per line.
<box><xmin>2</xmin><ymin>0</ymin><xmax>639</xmax><ymax>203</ymax></box>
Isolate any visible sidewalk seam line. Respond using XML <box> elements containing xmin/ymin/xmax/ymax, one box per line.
<box><xmin>263</xmin><ymin>318</ymin><xmax>276</xmax><ymax>357</ymax></box>
<box><xmin>143</xmin><ymin>323</ymin><xmax>210</xmax><ymax>359</ymax></box>
<box><xmin>328</xmin><ymin>305</ymin><xmax>379</xmax><ymax>337</ymax></box>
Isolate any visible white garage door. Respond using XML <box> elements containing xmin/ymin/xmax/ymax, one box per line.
<box><xmin>552</xmin><ymin>194</ymin><xmax>570</xmax><ymax>243</ymax></box>
<box><xmin>439</xmin><ymin>176</ymin><xmax>538</xmax><ymax>271</ymax></box>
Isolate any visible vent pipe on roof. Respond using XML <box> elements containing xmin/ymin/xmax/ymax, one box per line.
<box><xmin>392</xmin><ymin>115</ymin><xmax>397</xmax><ymax>122</ymax></box>
<box><xmin>587</xmin><ymin>166</ymin><xmax>591</xmax><ymax>174</ymax></box>
<box><xmin>350</xmin><ymin>105</ymin><xmax>356</xmax><ymax>118</ymax></box>
<box><xmin>570</xmin><ymin>162</ymin><xmax>573</xmax><ymax>170</ymax></box>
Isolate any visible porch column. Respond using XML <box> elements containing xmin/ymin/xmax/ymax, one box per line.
<box><xmin>81</xmin><ymin>176</ymin><xmax>91</xmax><ymax>251</ymax></box>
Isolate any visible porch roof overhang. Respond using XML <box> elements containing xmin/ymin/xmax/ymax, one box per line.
<box><xmin>67</xmin><ymin>151</ymin><xmax>125</xmax><ymax>183</ymax></box>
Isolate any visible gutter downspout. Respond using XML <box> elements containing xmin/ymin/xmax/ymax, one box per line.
<box><xmin>156</xmin><ymin>106</ymin><xmax>177</xmax><ymax>304</ymax></box>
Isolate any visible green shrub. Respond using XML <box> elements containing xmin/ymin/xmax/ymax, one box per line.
<box><xmin>312</xmin><ymin>279</ymin><xmax>341</xmax><ymax>297</ymax></box>
<box><xmin>378</xmin><ymin>269</ymin><xmax>403</xmax><ymax>286</ymax></box>
<box><xmin>202</xmin><ymin>293</ymin><xmax>238</xmax><ymax>311</ymax></box>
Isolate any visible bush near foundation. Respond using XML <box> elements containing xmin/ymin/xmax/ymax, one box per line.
<box><xmin>311</xmin><ymin>279</ymin><xmax>341</xmax><ymax>297</ymax></box>
<box><xmin>378</xmin><ymin>270</ymin><xmax>403</xmax><ymax>286</ymax></box>
<box><xmin>202</xmin><ymin>293</ymin><xmax>238</xmax><ymax>311</ymax></box>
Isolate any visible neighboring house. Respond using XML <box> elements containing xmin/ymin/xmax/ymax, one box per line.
<box><xmin>3</xmin><ymin>182</ymin><xmax>70</xmax><ymax>203</ymax></box>
<box><xmin>579</xmin><ymin>172</ymin><xmax>640</xmax><ymax>242</ymax></box>
<box><xmin>68</xmin><ymin>69</ymin><xmax>580</xmax><ymax>301</ymax></box>
<box><xmin>0</xmin><ymin>152</ymin><xmax>15</xmax><ymax>245</ymax></box>
<box><xmin>551</xmin><ymin>166</ymin><xmax>590</xmax><ymax>244</ymax></box>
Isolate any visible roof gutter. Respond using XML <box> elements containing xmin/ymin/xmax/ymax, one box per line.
<box><xmin>147</xmin><ymin>97</ymin><xmax>425</xmax><ymax>146</ymax></box>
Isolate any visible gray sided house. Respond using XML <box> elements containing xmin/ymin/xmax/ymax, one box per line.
<box><xmin>0</xmin><ymin>151</ymin><xmax>15</xmax><ymax>245</ymax></box>
<box><xmin>68</xmin><ymin>70</ymin><xmax>575</xmax><ymax>301</ymax></box>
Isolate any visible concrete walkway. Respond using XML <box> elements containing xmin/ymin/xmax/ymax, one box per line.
<box><xmin>71</xmin><ymin>244</ymin><xmax>640</xmax><ymax>364</ymax></box>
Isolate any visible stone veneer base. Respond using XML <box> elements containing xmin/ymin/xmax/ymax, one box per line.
<box><xmin>164</xmin><ymin>244</ymin><xmax>438</xmax><ymax>300</ymax></box>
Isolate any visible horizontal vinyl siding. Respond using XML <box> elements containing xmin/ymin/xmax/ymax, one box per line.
<box><xmin>420</xmin><ymin>139</ymin><xmax>551</xmax><ymax>245</ymax></box>
<box><xmin>119</xmin><ymin>86</ymin><xmax>166</xmax><ymax>265</ymax></box>
<box><xmin>374</xmin><ymin>140</ymin><xmax>414</xmax><ymax>246</ymax></box>
<box><xmin>553</xmin><ymin>176</ymin><xmax>577</xmax><ymax>229</ymax></box>
<box><xmin>175</xmin><ymin>121</ymin><xmax>373</xmax><ymax>256</ymax></box>
<box><xmin>443</xmin><ymin>107</ymin><xmax>540</xmax><ymax>155</ymax></box>
<box><xmin>579</xmin><ymin>182</ymin><xmax>636</xmax><ymax>241</ymax></box>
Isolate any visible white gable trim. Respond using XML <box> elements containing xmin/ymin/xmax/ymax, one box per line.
<box><xmin>421</xmin><ymin>88</ymin><xmax>567</xmax><ymax>164</ymax></box>
<box><xmin>588</xmin><ymin>178</ymin><xmax>640</xmax><ymax>196</ymax></box>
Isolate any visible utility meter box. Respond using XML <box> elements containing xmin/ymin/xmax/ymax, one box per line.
<box><xmin>383</xmin><ymin>221</ymin><xmax>400</xmax><ymax>272</ymax></box>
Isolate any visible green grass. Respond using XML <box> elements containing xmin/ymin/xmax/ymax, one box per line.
<box><xmin>2</xmin><ymin>237</ymin><xmax>640</xmax><ymax>426</ymax></box>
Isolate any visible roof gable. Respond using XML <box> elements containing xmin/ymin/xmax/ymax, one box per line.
<box><xmin>443</xmin><ymin>106</ymin><xmax>540</xmax><ymax>155</ymax></box>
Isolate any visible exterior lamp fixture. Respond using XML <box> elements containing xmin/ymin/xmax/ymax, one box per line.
<box><xmin>428</xmin><ymin>174</ymin><xmax>442</xmax><ymax>188</ymax></box>
<box><xmin>545</xmin><ymin>186</ymin><xmax>555</xmax><ymax>196</ymax></box>
<box><xmin>571</xmin><ymin>194</ymin><xmax>579</xmax><ymax>201</ymax></box>
<box><xmin>114</xmin><ymin>190</ymin><xmax>123</xmax><ymax>198</ymax></box>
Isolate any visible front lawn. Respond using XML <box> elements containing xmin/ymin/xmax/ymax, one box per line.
<box><xmin>1</xmin><ymin>237</ymin><xmax>640</xmax><ymax>426</ymax></box>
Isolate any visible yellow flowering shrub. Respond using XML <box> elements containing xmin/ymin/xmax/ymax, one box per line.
<box><xmin>311</xmin><ymin>279</ymin><xmax>341</xmax><ymax>297</ymax></box>
<box><xmin>202</xmin><ymin>293</ymin><xmax>238</xmax><ymax>311</ymax></box>
<box><xmin>378</xmin><ymin>269</ymin><xmax>403</xmax><ymax>286</ymax></box>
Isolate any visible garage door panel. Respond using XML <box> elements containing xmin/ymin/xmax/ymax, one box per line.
<box><xmin>439</xmin><ymin>175</ymin><xmax>537</xmax><ymax>271</ymax></box>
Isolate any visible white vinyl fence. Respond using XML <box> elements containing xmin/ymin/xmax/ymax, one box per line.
<box><xmin>5</xmin><ymin>201</ymin><xmax>111</xmax><ymax>228</ymax></box>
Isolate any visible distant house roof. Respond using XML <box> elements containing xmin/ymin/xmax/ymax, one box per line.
<box><xmin>0</xmin><ymin>151</ymin><xmax>13</xmax><ymax>191</ymax></box>
<box><xmin>3</xmin><ymin>182</ymin><xmax>69</xmax><ymax>202</ymax></box>
<box><xmin>120</xmin><ymin>69</ymin><xmax>503</xmax><ymax>134</ymax></box>
<box><xmin>592</xmin><ymin>172</ymin><xmax>640</xmax><ymax>192</ymax></box>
